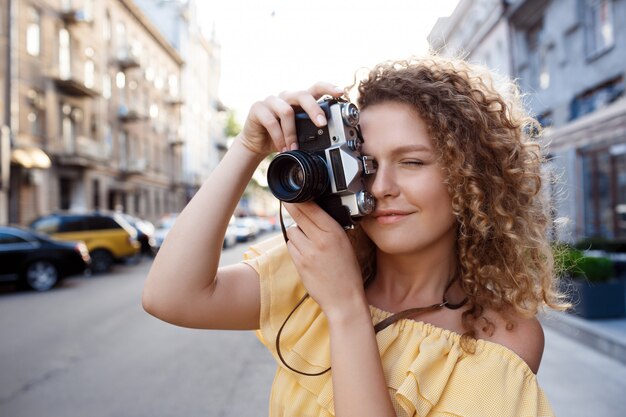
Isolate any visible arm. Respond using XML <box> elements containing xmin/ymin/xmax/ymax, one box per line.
<box><xmin>283</xmin><ymin>202</ymin><xmax>395</xmax><ymax>416</ymax></box>
<box><xmin>142</xmin><ymin>83</ymin><xmax>344</xmax><ymax>330</ymax></box>
<box><xmin>142</xmin><ymin>140</ymin><xmax>264</xmax><ymax>329</ymax></box>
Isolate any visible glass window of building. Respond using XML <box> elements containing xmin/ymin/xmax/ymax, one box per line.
<box><xmin>119</xmin><ymin>130</ymin><xmax>127</xmax><ymax>170</ymax></box>
<box><xmin>62</xmin><ymin>104</ymin><xmax>75</xmax><ymax>153</ymax></box>
<box><xmin>84</xmin><ymin>59</ymin><xmax>95</xmax><ymax>88</ymax></box>
<box><xmin>116</xmin><ymin>22</ymin><xmax>127</xmax><ymax>58</ymax></box>
<box><xmin>26</xmin><ymin>7</ymin><xmax>40</xmax><ymax>57</ymax></box>
<box><xmin>168</xmin><ymin>74</ymin><xmax>178</xmax><ymax>98</ymax></box>
<box><xmin>59</xmin><ymin>28</ymin><xmax>71</xmax><ymax>78</ymax></box>
<box><xmin>586</xmin><ymin>0</ymin><xmax>614</xmax><ymax>57</ymax></box>
<box><xmin>103</xmin><ymin>73</ymin><xmax>111</xmax><ymax>99</ymax></box>
<box><xmin>104</xmin><ymin>12</ymin><xmax>111</xmax><ymax>43</ymax></box>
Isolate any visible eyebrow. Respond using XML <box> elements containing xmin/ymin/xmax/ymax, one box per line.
<box><xmin>389</xmin><ymin>144</ymin><xmax>434</xmax><ymax>155</ymax></box>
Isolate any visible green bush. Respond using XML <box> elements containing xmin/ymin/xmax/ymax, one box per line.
<box><xmin>553</xmin><ymin>244</ymin><xmax>614</xmax><ymax>283</ymax></box>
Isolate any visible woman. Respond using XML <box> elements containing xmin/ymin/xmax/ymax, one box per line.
<box><xmin>143</xmin><ymin>55</ymin><xmax>567</xmax><ymax>416</ymax></box>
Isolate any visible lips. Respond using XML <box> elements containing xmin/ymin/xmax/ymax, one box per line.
<box><xmin>372</xmin><ymin>209</ymin><xmax>413</xmax><ymax>224</ymax></box>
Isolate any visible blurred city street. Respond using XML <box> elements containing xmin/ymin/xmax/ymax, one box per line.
<box><xmin>2</xmin><ymin>0</ymin><xmax>626</xmax><ymax>416</ymax></box>
<box><xmin>1</xmin><ymin>234</ymin><xmax>625</xmax><ymax>417</ymax></box>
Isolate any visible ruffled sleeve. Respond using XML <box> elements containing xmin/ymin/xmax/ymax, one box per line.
<box><xmin>370</xmin><ymin>307</ymin><xmax>555</xmax><ymax>417</ymax></box>
<box><xmin>242</xmin><ymin>234</ymin><xmax>313</xmax><ymax>356</ymax></box>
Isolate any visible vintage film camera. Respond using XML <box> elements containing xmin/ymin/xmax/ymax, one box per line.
<box><xmin>266</xmin><ymin>98</ymin><xmax>377</xmax><ymax>229</ymax></box>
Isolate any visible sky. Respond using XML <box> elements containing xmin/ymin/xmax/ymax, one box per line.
<box><xmin>197</xmin><ymin>0</ymin><xmax>460</xmax><ymax>122</ymax></box>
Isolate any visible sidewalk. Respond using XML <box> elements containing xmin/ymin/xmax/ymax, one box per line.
<box><xmin>540</xmin><ymin>278</ymin><xmax>626</xmax><ymax>364</ymax></box>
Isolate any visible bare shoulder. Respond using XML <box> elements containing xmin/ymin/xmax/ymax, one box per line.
<box><xmin>477</xmin><ymin>309</ymin><xmax>545</xmax><ymax>374</ymax></box>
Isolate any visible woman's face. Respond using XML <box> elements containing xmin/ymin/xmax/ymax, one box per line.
<box><xmin>359</xmin><ymin>101</ymin><xmax>457</xmax><ymax>256</ymax></box>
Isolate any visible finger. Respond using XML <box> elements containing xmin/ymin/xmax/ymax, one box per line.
<box><xmin>283</xmin><ymin>202</ymin><xmax>334</xmax><ymax>236</ymax></box>
<box><xmin>278</xmin><ymin>90</ymin><xmax>327</xmax><ymax>130</ymax></box>
<box><xmin>264</xmin><ymin>96</ymin><xmax>297</xmax><ymax>151</ymax></box>
<box><xmin>285</xmin><ymin>239</ymin><xmax>303</xmax><ymax>264</ymax></box>
<box><xmin>251</xmin><ymin>103</ymin><xmax>286</xmax><ymax>152</ymax></box>
<box><xmin>285</xmin><ymin>225</ymin><xmax>309</xmax><ymax>257</ymax></box>
<box><xmin>307</xmin><ymin>82</ymin><xmax>345</xmax><ymax>99</ymax></box>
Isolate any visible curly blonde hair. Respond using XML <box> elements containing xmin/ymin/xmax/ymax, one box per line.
<box><xmin>347</xmin><ymin>55</ymin><xmax>569</xmax><ymax>350</ymax></box>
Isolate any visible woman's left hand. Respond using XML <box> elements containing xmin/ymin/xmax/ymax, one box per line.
<box><xmin>283</xmin><ymin>202</ymin><xmax>367</xmax><ymax>320</ymax></box>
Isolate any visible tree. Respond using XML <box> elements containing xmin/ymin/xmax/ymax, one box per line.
<box><xmin>224</xmin><ymin>110</ymin><xmax>241</xmax><ymax>138</ymax></box>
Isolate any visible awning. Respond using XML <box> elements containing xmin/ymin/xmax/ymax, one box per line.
<box><xmin>11</xmin><ymin>146</ymin><xmax>52</xmax><ymax>169</ymax></box>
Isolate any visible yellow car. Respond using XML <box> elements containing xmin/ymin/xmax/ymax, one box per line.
<box><xmin>30</xmin><ymin>212</ymin><xmax>141</xmax><ymax>273</ymax></box>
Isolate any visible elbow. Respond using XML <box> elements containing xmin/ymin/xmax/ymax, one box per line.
<box><xmin>141</xmin><ymin>286</ymin><xmax>158</xmax><ymax>317</ymax></box>
<box><xmin>142</xmin><ymin>279</ymin><xmax>168</xmax><ymax>321</ymax></box>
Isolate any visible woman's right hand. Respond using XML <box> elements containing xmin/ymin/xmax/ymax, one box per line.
<box><xmin>238</xmin><ymin>82</ymin><xmax>345</xmax><ymax>156</ymax></box>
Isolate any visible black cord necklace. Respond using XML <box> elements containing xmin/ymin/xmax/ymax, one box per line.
<box><xmin>276</xmin><ymin>203</ymin><xmax>469</xmax><ymax>376</ymax></box>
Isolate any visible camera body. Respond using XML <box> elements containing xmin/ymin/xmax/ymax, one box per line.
<box><xmin>267</xmin><ymin>98</ymin><xmax>377</xmax><ymax>229</ymax></box>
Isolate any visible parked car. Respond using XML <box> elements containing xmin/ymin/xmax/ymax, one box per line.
<box><xmin>153</xmin><ymin>213</ymin><xmax>179</xmax><ymax>252</ymax></box>
<box><xmin>223</xmin><ymin>216</ymin><xmax>238</xmax><ymax>249</ymax></box>
<box><xmin>0</xmin><ymin>226</ymin><xmax>90</xmax><ymax>291</ymax></box>
<box><xmin>120</xmin><ymin>214</ymin><xmax>156</xmax><ymax>256</ymax></box>
<box><xmin>234</xmin><ymin>216</ymin><xmax>260</xmax><ymax>242</ymax></box>
<box><xmin>29</xmin><ymin>212</ymin><xmax>141</xmax><ymax>274</ymax></box>
<box><xmin>250</xmin><ymin>216</ymin><xmax>275</xmax><ymax>234</ymax></box>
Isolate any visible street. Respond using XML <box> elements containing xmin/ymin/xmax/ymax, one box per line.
<box><xmin>1</xmin><ymin>234</ymin><xmax>625</xmax><ymax>417</ymax></box>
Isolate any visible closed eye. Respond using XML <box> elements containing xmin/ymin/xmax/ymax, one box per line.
<box><xmin>400</xmin><ymin>160</ymin><xmax>424</xmax><ymax>166</ymax></box>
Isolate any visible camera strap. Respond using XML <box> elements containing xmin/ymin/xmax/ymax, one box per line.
<box><xmin>275</xmin><ymin>202</ymin><xmax>468</xmax><ymax>376</ymax></box>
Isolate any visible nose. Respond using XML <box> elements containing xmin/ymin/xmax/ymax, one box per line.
<box><xmin>367</xmin><ymin>164</ymin><xmax>399</xmax><ymax>199</ymax></box>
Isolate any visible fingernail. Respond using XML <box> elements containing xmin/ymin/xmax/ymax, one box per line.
<box><xmin>316</xmin><ymin>114</ymin><xmax>327</xmax><ymax>126</ymax></box>
<box><xmin>334</xmin><ymin>86</ymin><xmax>344</xmax><ymax>94</ymax></box>
<box><xmin>281</xmin><ymin>146</ymin><xmax>287</xmax><ymax>152</ymax></box>
<box><xmin>290</xmin><ymin>143</ymin><xmax>298</xmax><ymax>151</ymax></box>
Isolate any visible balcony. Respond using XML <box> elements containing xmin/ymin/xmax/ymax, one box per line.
<box><xmin>167</xmin><ymin>130</ymin><xmax>184</xmax><ymax>147</ymax></box>
<box><xmin>60</xmin><ymin>8</ymin><xmax>92</xmax><ymax>25</ymax></box>
<box><xmin>118</xmin><ymin>105</ymin><xmax>146</xmax><ymax>123</ymax></box>
<box><xmin>165</xmin><ymin>94</ymin><xmax>184</xmax><ymax>106</ymax></box>
<box><xmin>120</xmin><ymin>159</ymin><xmax>147</xmax><ymax>177</ymax></box>
<box><xmin>115</xmin><ymin>49</ymin><xmax>141</xmax><ymax>71</ymax></box>
<box><xmin>53</xmin><ymin>77</ymin><xmax>99</xmax><ymax>98</ymax></box>
<box><xmin>48</xmin><ymin>65</ymin><xmax>100</xmax><ymax>98</ymax></box>
<box><xmin>50</xmin><ymin>136</ymin><xmax>107</xmax><ymax>168</ymax></box>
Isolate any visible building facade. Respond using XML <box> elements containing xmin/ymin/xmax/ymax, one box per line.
<box><xmin>2</xmin><ymin>0</ymin><xmax>186</xmax><ymax>225</ymax></box>
<box><xmin>429</xmin><ymin>0</ymin><xmax>626</xmax><ymax>242</ymax></box>
<box><xmin>134</xmin><ymin>0</ymin><xmax>226</xmax><ymax>201</ymax></box>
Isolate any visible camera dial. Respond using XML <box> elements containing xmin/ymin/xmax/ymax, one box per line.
<box><xmin>356</xmin><ymin>190</ymin><xmax>376</xmax><ymax>215</ymax></box>
<box><xmin>341</xmin><ymin>103</ymin><xmax>359</xmax><ymax>127</ymax></box>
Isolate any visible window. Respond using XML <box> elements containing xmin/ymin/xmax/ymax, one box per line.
<box><xmin>0</xmin><ymin>232</ymin><xmax>28</xmax><ymax>245</ymax></box>
<box><xmin>104</xmin><ymin>124</ymin><xmax>113</xmax><ymax>157</ymax></box>
<box><xmin>103</xmin><ymin>73</ymin><xmax>111</xmax><ymax>99</ymax></box>
<box><xmin>119</xmin><ymin>130</ymin><xmax>127</xmax><ymax>170</ymax></box>
<box><xmin>570</xmin><ymin>76</ymin><xmax>624</xmax><ymax>120</ymax></box>
<box><xmin>59</xmin><ymin>216</ymin><xmax>86</xmax><ymax>233</ymax></box>
<box><xmin>116</xmin><ymin>22</ymin><xmax>127</xmax><ymax>58</ymax></box>
<box><xmin>85</xmin><ymin>216</ymin><xmax>121</xmax><ymax>230</ymax></box>
<box><xmin>104</xmin><ymin>12</ymin><xmax>111</xmax><ymax>43</ymax></box>
<box><xmin>59</xmin><ymin>28</ymin><xmax>71</xmax><ymax>78</ymax></box>
<box><xmin>586</xmin><ymin>0</ymin><xmax>614</xmax><ymax>57</ymax></box>
<box><xmin>582</xmin><ymin>145</ymin><xmax>626</xmax><ymax>238</ymax></box>
<box><xmin>31</xmin><ymin>217</ymin><xmax>60</xmax><ymax>234</ymax></box>
<box><xmin>26</xmin><ymin>7</ymin><xmax>40</xmax><ymax>56</ymax></box>
<box><xmin>526</xmin><ymin>21</ymin><xmax>549</xmax><ymax>90</ymax></box>
<box><xmin>168</xmin><ymin>74</ymin><xmax>179</xmax><ymax>97</ymax></box>
<box><xmin>84</xmin><ymin>59</ymin><xmax>95</xmax><ymax>88</ymax></box>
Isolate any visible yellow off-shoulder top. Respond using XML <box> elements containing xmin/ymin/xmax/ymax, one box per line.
<box><xmin>243</xmin><ymin>235</ymin><xmax>555</xmax><ymax>417</ymax></box>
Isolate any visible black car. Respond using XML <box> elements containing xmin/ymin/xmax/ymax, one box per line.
<box><xmin>0</xmin><ymin>226</ymin><xmax>91</xmax><ymax>291</ymax></box>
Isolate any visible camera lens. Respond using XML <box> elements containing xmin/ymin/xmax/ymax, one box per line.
<box><xmin>267</xmin><ymin>151</ymin><xmax>329</xmax><ymax>202</ymax></box>
<box><xmin>286</xmin><ymin>164</ymin><xmax>305</xmax><ymax>190</ymax></box>
<box><xmin>341</xmin><ymin>103</ymin><xmax>359</xmax><ymax>127</ymax></box>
